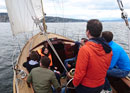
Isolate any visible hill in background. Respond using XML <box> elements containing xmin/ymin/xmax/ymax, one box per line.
<box><xmin>1</xmin><ymin>13</ymin><xmax>130</xmax><ymax>22</ymax></box>
<box><xmin>0</xmin><ymin>13</ymin><xmax>87</xmax><ymax>22</ymax></box>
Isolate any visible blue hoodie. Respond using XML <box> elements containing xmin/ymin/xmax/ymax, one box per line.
<box><xmin>109</xmin><ymin>41</ymin><xmax>130</xmax><ymax>71</ymax></box>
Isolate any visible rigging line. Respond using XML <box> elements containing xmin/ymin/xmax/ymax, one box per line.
<box><xmin>25</xmin><ymin>0</ymin><xmax>36</xmax><ymax>17</ymax></box>
<box><xmin>24</xmin><ymin>0</ymin><xmax>28</xmax><ymax>41</ymax></box>
<box><xmin>52</xmin><ymin>0</ymin><xmax>58</xmax><ymax>22</ymax></box>
<box><xmin>29</xmin><ymin>0</ymin><xmax>37</xmax><ymax>17</ymax></box>
<box><xmin>23</xmin><ymin>0</ymin><xmax>25</xmax><ymax>35</ymax></box>
<box><xmin>29</xmin><ymin>23</ymin><xmax>35</xmax><ymax>52</ymax></box>
<box><xmin>17</xmin><ymin>0</ymin><xmax>25</xmax><ymax>34</ymax></box>
<box><xmin>61</xmin><ymin>0</ymin><xmax>66</xmax><ymax>36</ymax></box>
<box><xmin>38</xmin><ymin>23</ymin><xmax>68</xmax><ymax>72</ymax></box>
<box><xmin>117</xmin><ymin>0</ymin><xmax>130</xmax><ymax>28</ymax></box>
<box><xmin>52</xmin><ymin>0</ymin><xmax>59</xmax><ymax>33</ymax></box>
<box><xmin>11</xmin><ymin>36</ymin><xmax>22</xmax><ymax>67</ymax></box>
<box><xmin>13</xmin><ymin>36</ymin><xmax>22</xmax><ymax>53</ymax></box>
<box><xmin>31</xmin><ymin>0</ymin><xmax>68</xmax><ymax>72</ymax></box>
<box><xmin>25</xmin><ymin>0</ymin><xmax>30</xmax><ymax>35</ymax></box>
<box><xmin>117</xmin><ymin>0</ymin><xmax>130</xmax><ymax>57</ymax></box>
<box><xmin>42</xmin><ymin>32</ymin><xmax>68</xmax><ymax>73</ymax></box>
<box><xmin>25</xmin><ymin>0</ymin><xmax>38</xmax><ymax>32</ymax></box>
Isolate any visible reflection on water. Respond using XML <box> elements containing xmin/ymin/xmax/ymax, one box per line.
<box><xmin>0</xmin><ymin>22</ymin><xmax>129</xmax><ymax>93</ymax></box>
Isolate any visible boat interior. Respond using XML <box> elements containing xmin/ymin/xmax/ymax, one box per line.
<box><xmin>14</xmin><ymin>34</ymin><xmax>130</xmax><ymax>93</ymax></box>
<box><xmin>30</xmin><ymin>37</ymin><xmax>130</xmax><ymax>93</ymax></box>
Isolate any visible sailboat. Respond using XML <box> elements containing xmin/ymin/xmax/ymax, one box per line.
<box><xmin>5</xmin><ymin>0</ymin><xmax>76</xmax><ymax>93</ymax></box>
<box><xmin>5</xmin><ymin>0</ymin><xmax>130</xmax><ymax>93</ymax></box>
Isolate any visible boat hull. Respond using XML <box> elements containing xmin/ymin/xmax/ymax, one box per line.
<box><xmin>13</xmin><ymin>32</ymin><xmax>73</xmax><ymax>93</ymax></box>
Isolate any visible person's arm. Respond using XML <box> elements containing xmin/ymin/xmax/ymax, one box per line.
<box><xmin>73</xmin><ymin>47</ymin><xmax>89</xmax><ymax>87</ymax></box>
<box><xmin>109</xmin><ymin>49</ymin><xmax>120</xmax><ymax>69</ymax></box>
<box><xmin>26</xmin><ymin>71</ymin><xmax>32</xmax><ymax>88</ymax></box>
<box><xmin>51</xmin><ymin>72</ymin><xmax>61</xmax><ymax>92</ymax></box>
<box><xmin>117</xmin><ymin>48</ymin><xmax>130</xmax><ymax>70</ymax></box>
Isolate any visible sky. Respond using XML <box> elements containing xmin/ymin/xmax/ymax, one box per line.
<box><xmin>0</xmin><ymin>0</ymin><xmax>130</xmax><ymax>20</ymax></box>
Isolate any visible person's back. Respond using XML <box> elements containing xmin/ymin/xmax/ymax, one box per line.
<box><xmin>27</xmin><ymin>56</ymin><xmax>60</xmax><ymax>93</ymax></box>
<box><xmin>102</xmin><ymin>31</ymin><xmax>130</xmax><ymax>73</ymax></box>
<box><xmin>73</xmin><ymin>19</ymin><xmax>112</xmax><ymax>93</ymax></box>
<box><xmin>23</xmin><ymin>51</ymin><xmax>39</xmax><ymax>73</ymax></box>
<box><xmin>75</xmin><ymin>41</ymin><xmax>112</xmax><ymax>87</ymax></box>
<box><xmin>109</xmin><ymin>41</ymin><xmax>130</xmax><ymax>71</ymax></box>
<box><xmin>102</xmin><ymin>31</ymin><xmax>130</xmax><ymax>91</ymax></box>
<box><xmin>29</xmin><ymin>67</ymin><xmax>59</xmax><ymax>93</ymax></box>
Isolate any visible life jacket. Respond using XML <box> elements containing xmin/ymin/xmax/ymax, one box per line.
<box><xmin>37</xmin><ymin>49</ymin><xmax>53</xmax><ymax>66</ymax></box>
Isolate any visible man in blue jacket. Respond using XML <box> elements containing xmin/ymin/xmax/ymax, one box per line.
<box><xmin>102</xmin><ymin>31</ymin><xmax>130</xmax><ymax>90</ymax></box>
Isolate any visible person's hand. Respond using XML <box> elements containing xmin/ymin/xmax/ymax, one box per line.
<box><xmin>56</xmin><ymin>71</ymin><xmax>60</xmax><ymax>74</ymax></box>
<box><xmin>67</xmin><ymin>64</ymin><xmax>71</xmax><ymax>68</ymax></box>
<box><xmin>66</xmin><ymin>72</ymin><xmax>72</xmax><ymax>79</ymax></box>
<box><xmin>70</xmin><ymin>43</ymin><xmax>75</xmax><ymax>46</ymax></box>
<box><xmin>54</xmin><ymin>67</ymin><xmax>57</xmax><ymax>70</ymax></box>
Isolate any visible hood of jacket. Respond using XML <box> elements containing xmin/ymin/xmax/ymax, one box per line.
<box><xmin>85</xmin><ymin>37</ymin><xmax>112</xmax><ymax>56</ymax></box>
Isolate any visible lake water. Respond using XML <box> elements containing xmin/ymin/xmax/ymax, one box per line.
<box><xmin>0</xmin><ymin>22</ymin><xmax>130</xmax><ymax>93</ymax></box>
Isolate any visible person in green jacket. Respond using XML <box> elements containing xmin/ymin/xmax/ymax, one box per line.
<box><xmin>27</xmin><ymin>56</ymin><xmax>61</xmax><ymax>93</ymax></box>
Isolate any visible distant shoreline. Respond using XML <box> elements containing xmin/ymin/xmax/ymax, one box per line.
<box><xmin>0</xmin><ymin>13</ymin><xmax>129</xmax><ymax>22</ymax></box>
<box><xmin>0</xmin><ymin>13</ymin><xmax>87</xmax><ymax>22</ymax></box>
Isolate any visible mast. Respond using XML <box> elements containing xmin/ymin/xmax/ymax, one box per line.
<box><xmin>41</xmin><ymin>0</ymin><xmax>47</xmax><ymax>33</ymax></box>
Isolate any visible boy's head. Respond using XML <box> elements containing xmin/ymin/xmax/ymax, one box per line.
<box><xmin>40</xmin><ymin>56</ymin><xmax>51</xmax><ymax>68</ymax></box>
<box><xmin>80</xmin><ymin>38</ymin><xmax>88</xmax><ymax>46</ymax></box>
<box><xmin>102</xmin><ymin>31</ymin><xmax>113</xmax><ymax>42</ymax></box>
<box><xmin>86</xmin><ymin>19</ymin><xmax>102</xmax><ymax>38</ymax></box>
<box><xmin>29</xmin><ymin>51</ymin><xmax>39</xmax><ymax>61</ymax></box>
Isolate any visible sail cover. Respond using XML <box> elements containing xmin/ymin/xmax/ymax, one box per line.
<box><xmin>5</xmin><ymin>0</ymin><xmax>44</xmax><ymax>36</ymax></box>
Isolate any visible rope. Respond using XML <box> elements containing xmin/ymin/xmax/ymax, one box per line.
<box><xmin>52</xmin><ymin>0</ymin><xmax>58</xmax><ymax>22</ymax></box>
<box><xmin>25</xmin><ymin>0</ymin><xmax>34</xmax><ymax>16</ymax></box>
<box><xmin>37</xmin><ymin>22</ymin><xmax>68</xmax><ymax>72</ymax></box>
<box><xmin>29</xmin><ymin>0</ymin><xmax>68</xmax><ymax>72</ymax></box>
<box><xmin>61</xmin><ymin>0</ymin><xmax>66</xmax><ymax>36</ymax></box>
<box><xmin>117</xmin><ymin>0</ymin><xmax>130</xmax><ymax>57</ymax></box>
<box><xmin>42</xmin><ymin>31</ymin><xmax>68</xmax><ymax>73</ymax></box>
<box><xmin>17</xmin><ymin>0</ymin><xmax>25</xmax><ymax>34</ymax></box>
<box><xmin>117</xmin><ymin>0</ymin><xmax>130</xmax><ymax>29</ymax></box>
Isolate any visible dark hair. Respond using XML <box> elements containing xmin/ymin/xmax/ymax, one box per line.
<box><xmin>29</xmin><ymin>51</ymin><xmax>39</xmax><ymax>61</ymax></box>
<box><xmin>81</xmin><ymin>38</ymin><xmax>88</xmax><ymax>43</ymax></box>
<box><xmin>40</xmin><ymin>56</ymin><xmax>51</xmax><ymax>68</ymax></box>
<box><xmin>42</xmin><ymin>47</ymin><xmax>49</xmax><ymax>55</ymax></box>
<box><xmin>87</xmin><ymin>19</ymin><xmax>102</xmax><ymax>37</ymax></box>
<box><xmin>102</xmin><ymin>31</ymin><xmax>113</xmax><ymax>42</ymax></box>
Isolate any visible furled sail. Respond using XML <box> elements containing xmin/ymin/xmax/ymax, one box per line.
<box><xmin>5</xmin><ymin>0</ymin><xmax>44</xmax><ymax>36</ymax></box>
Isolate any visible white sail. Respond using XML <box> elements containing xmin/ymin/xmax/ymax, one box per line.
<box><xmin>5</xmin><ymin>0</ymin><xmax>44</xmax><ymax>36</ymax></box>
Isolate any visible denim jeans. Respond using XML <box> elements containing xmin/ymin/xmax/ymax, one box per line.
<box><xmin>103</xmin><ymin>68</ymin><xmax>129</xmax><ymax>90</ymax></box>
<box><xmin>62</xmin><ymin>57</ymin><xmax>76</xmax><ymax>76</ymax></box>
<box><xmin>76</xmin><ymin>84</ymin><xmax>104</xmax><ymax>93</ymax></box>
<box><xmin>107</xmin><ymin>68</ymin><xmax>129</xmax><ymax>78</ymax></box>
<box><xmin>64</xmin><ymin>57</ymin><xmax>76</xmax><ymax>69</ymax></box>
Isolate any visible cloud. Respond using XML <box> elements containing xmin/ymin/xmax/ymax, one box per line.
<box><xmin>43</xmin><ymin>0</ymin><xmax>130</xmax><ymax>19</ymax></box>
<box><xmin>0</xmin><ymin>0</ymin><xmax>6</xmax><ymax>12</ymax></box>
<box><xmin>1</xmin><ymin>0</ymin><xmax>130</xmax><ymax>20</ymax></box>
<box><xmin>0</xmin><ymin>0</ymin><xmax>6</xmax><ymax>8</ymax></box>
